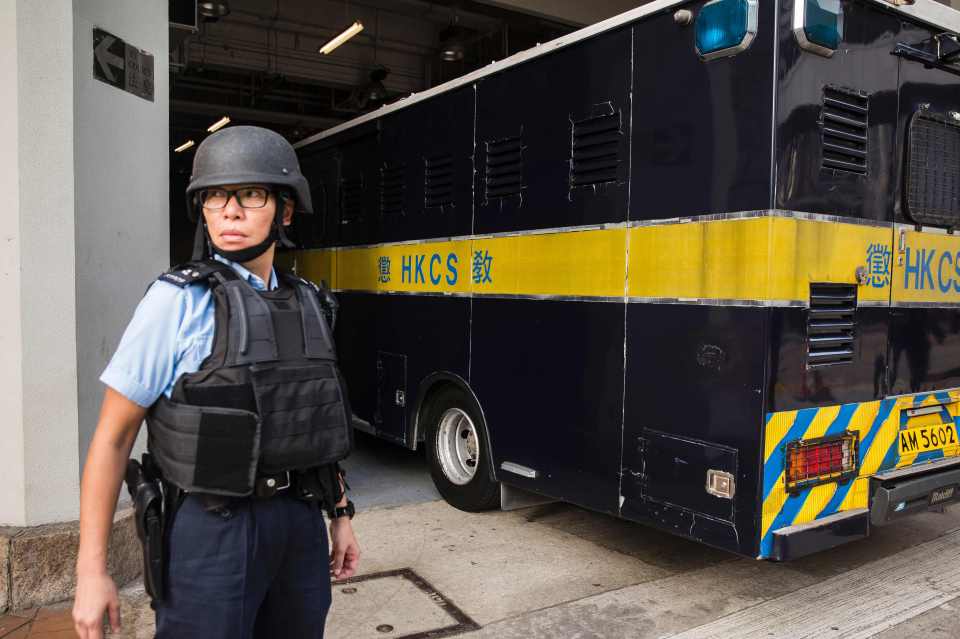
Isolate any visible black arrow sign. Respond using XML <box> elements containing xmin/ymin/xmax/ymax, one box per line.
<box><xmin>93</xmin><ymin>28</ymin><xmax>125</xmax><ymax>89</ymax></box>
<box><xmin>92</xmin><ymin>28</ymin><xmax>154</xmax><ymax>102</ymax></box>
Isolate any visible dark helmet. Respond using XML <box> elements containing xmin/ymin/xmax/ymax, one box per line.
<box><xmin>185</xmin><ymin>125</ymin><xmax>313</xmax><ymax>220</ymax></box>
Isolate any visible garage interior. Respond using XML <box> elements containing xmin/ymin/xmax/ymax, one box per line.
<box><xmin>168</xmin><ymin>0</ymin><xmax>654</xmax><ymax>263</ymax></box>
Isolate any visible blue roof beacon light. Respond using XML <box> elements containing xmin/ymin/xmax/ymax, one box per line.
<box><xmin>694</xmin><ymin>0</ymin><xmax>759</xmax><ymax>61</ymax></box>
<box><xmin>794</xmin><ymin>0</ymin><xmax>844</xmax><ymax>57</ymax></box>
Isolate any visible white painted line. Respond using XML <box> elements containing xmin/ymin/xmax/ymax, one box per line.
<box><xmin>670</xmin><ymin>529</ymin><xmax>960</xmax><ymax>639</ymax></box>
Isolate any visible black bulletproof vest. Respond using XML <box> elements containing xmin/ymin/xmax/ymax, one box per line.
<box><xmin>146</xmin><ymin>260</ymin><xmax>352</xmax><ymax>497</ymax></box>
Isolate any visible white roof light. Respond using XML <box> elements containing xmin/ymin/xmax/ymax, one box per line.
<box><xmin>207</xmin><ymin>116</ymin><xmax>231</xmax><ymax>133</ymax></box>
<box><xmin>319</xmin><ymin>21</ymin><xmax>364</xmax><ymax>55</ymax></box>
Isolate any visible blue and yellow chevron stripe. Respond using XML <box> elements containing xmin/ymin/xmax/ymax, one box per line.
<box><xmin>760</xmin><ymin>390</ymin><xmax>960</xmax><ymax>558</ymax></box>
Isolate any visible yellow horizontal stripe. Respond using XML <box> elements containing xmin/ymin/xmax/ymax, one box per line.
<box><xmin>627</xmin><ymin>217</ymin><xmax>890</xmax><ymax>303</ymax></box>
<box><xmin>293</xmin><ymin>215</ymin><xmax>900</xmax><ymax>304</ymax></box>
<box><xmin>297</xmin><ymin>230</ymin><xmax>630</xmax><ymax>299</ymax></box>
<box><xmin>481</xmin><ymin>229</ymin><xmax>627</xmax><ymax>298</ymax></box>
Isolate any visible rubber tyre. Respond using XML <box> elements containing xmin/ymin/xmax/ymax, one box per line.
<box><xmin>423</xmin><ymin>387</ymin><xmax>500</xmax><ymax>512</ymax></box>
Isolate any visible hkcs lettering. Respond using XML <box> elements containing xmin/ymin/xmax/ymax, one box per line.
<box><xmin>400</xmin><ymin>252</ymin><xmax>459</xmax><ymax>286</ymax></box>
<box><xmin>903</xmin><ymin>247</ymin><xmax>960</xmax><ymax>293</ymax></box>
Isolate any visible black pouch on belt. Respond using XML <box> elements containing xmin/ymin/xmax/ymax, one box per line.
<box><xmin>124</xmin><ymin>455</ymin><xmax>166</xmax><ymax>602</ymax></box>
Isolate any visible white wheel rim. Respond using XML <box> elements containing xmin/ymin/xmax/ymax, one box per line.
<box><xmin>436</xmin><ymin>408</ymin><xmax>480</xmax><ymax>486</ymax></box>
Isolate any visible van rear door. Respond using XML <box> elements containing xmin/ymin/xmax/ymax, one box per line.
<box><xmin>885</xmin><ymin>27</ymin><xmax>960</xmax><ymax>470</ymax></box>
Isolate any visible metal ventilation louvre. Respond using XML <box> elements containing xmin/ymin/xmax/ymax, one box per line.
<box><xmin>906</xmin><ymin>111</ymin><xmax>960</xmax><ymax>228</ymax></box>
<box><xmin>821</xmin><ymin>87</ymin><xmax>869</xmax><ymax>175</ymax></box>
<box><xmin>570</xmin><ymin>111</ymin><xmax>622</xmax><ymax>188</ymax></box>
<box><xmin>424</xmin><ymin>154</ymin><xmax>454</xmax><ymax>209</ymax></box>
<box><xmin>380</xmin><ymin>164</ymin><xmax>405</xmax><ymax>216</ymax></box>
<box><xmin>339</xmin><ymin>176</ymin><xmax>364</xmax><ymax>224</ymax></box>
<box><xmin>485</xmin><ymin>135</ymin><xmax>524</xmax><ymax>200</ymax></box>
<box><xmin>808</xmin><ymin>284</ymin><xmax>857</xmax><ymax>367</ymax></box>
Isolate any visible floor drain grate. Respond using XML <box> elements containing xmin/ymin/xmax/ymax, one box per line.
<box><xmin>329</xmin><ymin>568</ymin><xmax>480</xmax><ymax>639</ymax></box>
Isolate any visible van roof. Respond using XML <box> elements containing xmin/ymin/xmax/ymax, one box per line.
<box><xmin>295</xmin><ymin>0</ymin><xmax>960</xmax><ymax>150</ymax></box>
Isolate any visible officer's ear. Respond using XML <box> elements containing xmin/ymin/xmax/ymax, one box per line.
<box><xmin>281</xmin><ymin>194</ymin><xmax>295</xmax><ymax>226</ymax></box>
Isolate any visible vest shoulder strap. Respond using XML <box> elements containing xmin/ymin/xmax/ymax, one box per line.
<box><xmin>278</xmin><ymin>270</ymin><xmax>323</xmax><ymax>293</ymax></box>
<box><xmin>158</xmin><ymin>260</ymin><xmax>235</xmax><ymax>288</ymax></box>
<box><xmin>278</xmin><ymin>270</ymin><xmax>338</xmax><ymax>329</ymax></box>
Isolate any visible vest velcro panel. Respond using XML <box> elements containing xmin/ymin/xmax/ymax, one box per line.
<box><xmin>250</xmin><ymin>362</ymin><xmax>352</xmax><ymax>473</ymax></box>
<box><xmin>147</xmin><ymin>396</ymin><xmax>261</xmax><ymax>496</ymax></box>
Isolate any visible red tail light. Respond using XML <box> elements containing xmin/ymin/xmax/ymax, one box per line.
<box><xmin>785</xmin><ymin>432</ymin><xmax>858</xmax><ymax>493</ymax></box>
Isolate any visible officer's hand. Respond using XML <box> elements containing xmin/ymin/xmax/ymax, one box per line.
<box><xmin>329</xmin><ymin>518</ymin><xmax>360</xmax><ymax>580</ymax></box>
<box><xmin>73</xmin><ymin>571</ymin><xmax>120</xmax><ymax>639</ymax></box>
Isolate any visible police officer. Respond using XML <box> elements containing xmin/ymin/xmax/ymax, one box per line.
<box><xmin>73</xmin><ymin>126</ymin><xmax>360</xmax><ymax>639</ymax></box>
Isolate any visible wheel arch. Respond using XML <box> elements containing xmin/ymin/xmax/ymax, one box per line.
<box><xmin>408</xmin><ymin>371</ymin><xmax>498</xmax><ymax>481</ymax></box>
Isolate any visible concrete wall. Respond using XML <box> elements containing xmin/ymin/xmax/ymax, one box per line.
<box><xmin>0</xmin><ymin>0</ymin><xmax>27</xmax><ymax>527</ymax></box>
<box><xmin>0</xmin><ymin>0</ymin><xmax>167</xmax><ymax>527</ymax></box>
<box><xmin>74</xmin><ymin>0</ymin><xmax>169</xmax><ymax>476</ymax></box>
<box><xmin>0</xmin><ymin>0</ymin><xmax>79</xmax><ymax>527</ymax></box>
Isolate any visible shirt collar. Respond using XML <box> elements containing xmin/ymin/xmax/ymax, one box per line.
<box><xmin>212</xmin><ymin>254</ymin><xmax>278</xmax><ymax>291</ymax></box>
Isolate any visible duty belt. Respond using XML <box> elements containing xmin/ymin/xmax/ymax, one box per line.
<box><xmin>193</xmin><ymin>466</ymin><xmax>338</xmax><ymax>515</ymax></box>
<box><xmin>255</xmin><ymin>467</ymin><xmax>332</xmax><ymax>501</ymax></box>
<box><xmin>254</xmin><ymin>470</ymin><xmax>291</xmax><ymax>498</ymax></box>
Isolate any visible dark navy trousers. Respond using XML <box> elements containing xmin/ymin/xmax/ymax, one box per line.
<box><xmin>155</xmin><ymin>492</ymin><xmax>332</xmax><ymax>639</ymax></box>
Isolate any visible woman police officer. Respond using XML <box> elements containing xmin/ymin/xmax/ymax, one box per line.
<box><xmin>73</xmin><ymin>126</ymin><xmax>360</xmax><ymax>639</ymax></box>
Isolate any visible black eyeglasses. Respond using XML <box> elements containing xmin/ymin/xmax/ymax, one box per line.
<box><xmin>198</xmin><ymin>187</ymin><xmax>272</xmax><ymax>209</ymax></box>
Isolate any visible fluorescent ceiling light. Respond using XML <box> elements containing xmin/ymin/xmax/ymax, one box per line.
<box><xmin>174</xmin><ymin>140</ymin><xmax>195</xmax><ymax>152</ymax></box>
<box><xmin>319</xmin><ymin>21</ymin><xmax>364</xmax><ymax>55</ymax></box>
<box><xmin>198</xmin><ymin>2</ymin><xmax>231</xmax><ymax>18</ymax></box>
<box><xmin>207</xmin><ymin>116</ymin><xmax>231</xmax><ymax>133</ymax></box>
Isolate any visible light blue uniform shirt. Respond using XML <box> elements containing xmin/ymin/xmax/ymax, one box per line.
<box><xmin>101</xmin><ymin>255</ymin><xmax>279</xmax><ymax>407</ymax></box>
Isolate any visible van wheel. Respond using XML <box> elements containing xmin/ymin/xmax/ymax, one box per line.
<box><xmin>424</xmin><ymin>387</ymin><xmax>500</xmax><ymax>512</ymax></box>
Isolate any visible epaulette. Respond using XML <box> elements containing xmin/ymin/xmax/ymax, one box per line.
<box><xmin>157</xmin><ymin>260</ymin><xmax>231</xmax><ymax>288</ymax></box>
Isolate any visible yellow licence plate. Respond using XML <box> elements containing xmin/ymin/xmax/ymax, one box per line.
<box><xmin>898</xmin><ymin>423</ymin><xmax>959</xmax><ymax>455</ymax></box>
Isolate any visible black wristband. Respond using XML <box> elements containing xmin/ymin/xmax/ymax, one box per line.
<box><xmin>330</xmin><ymin>499</ymin><xmax>355</xmax><ymax>520</ymax></box>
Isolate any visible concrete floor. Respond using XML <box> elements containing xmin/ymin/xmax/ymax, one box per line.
<box><xmin>339</xmin><ymin>432</ymin><xmax>441</xmax><ymax>511</ymax></box>
<box><xmin>31</xmin><ymin>432</ymin><xmax>960</xmax><ymax>638</ymax></box>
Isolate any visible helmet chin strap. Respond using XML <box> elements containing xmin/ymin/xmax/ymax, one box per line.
<box><xmin>192</xmin><ymin>194</ymin><xmax>295</xmax><ymax>262</ymax></box>
<box><xmin>210</xmin><ymin>224</ymin><xmax>279</xmax><ymax>263</ymax></box>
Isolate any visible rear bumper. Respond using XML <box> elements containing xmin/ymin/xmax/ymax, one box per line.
<box><xmin>870</xmin><ymin>458</ymin><xmax>960</xmax><ymax>526</ymax></box>
<box><xmin>770</xmin><ymin>508</ymin><xmax>869</xmax><ymax>561</ymax></box>
<box><xmin>770</xmin><ymin>457</ymin><xmax>960</xmax><ymax>560</ymax></box>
